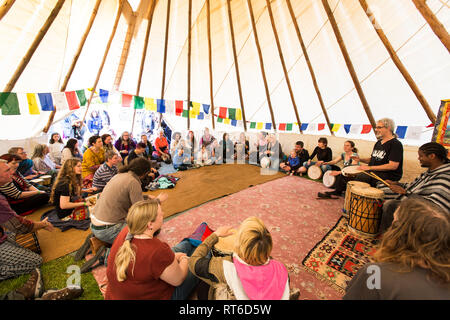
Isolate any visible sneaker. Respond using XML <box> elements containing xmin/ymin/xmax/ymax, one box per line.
<box><xmin>74</xmin><ymin>233</ymin><xmax>94</xmax><ymax>261</ymax></box>
<box><xmin>40</xmin><ymin>287</ymin><xmax>84</xmax><ymax>300</ymax></box>
<box><xmin>16</xmin><ymin>268</ymin><xmax>44</xmax><ymax>300</ymax></box>
<box><xmin>317</xmin><ymin>192</ymin><xmax>332</xmax><ymax>199</ymax></box>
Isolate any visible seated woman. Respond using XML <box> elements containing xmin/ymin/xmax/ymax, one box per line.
<box><xmin>189</xmin><ymin>216</ymin><xmax>291</xmax><ymax>300</ymax></box>
<box><xmin>81</xmin><ymin>135</ymin><xmax>105</xmax><ymax>188</ymax></box>
<box><xmin>106</xmin><ymin>199</ymin><xmax>199</xmax><ymax>300</ymax></box>
<box><xmin>318</xmin><ymin>140</ymin><xmax>359</xmax><ymax>198</ymax></box>
<box><xmin>140</xmin><ymin>134</ymin><xmax>155</xmax><ymax>160</ymax></box>
<box><xmin>199</xmin><ymin>127</ymin><xmax>215</xmax><ymax>153</ymax></box>
<box><xmin>48</xmin><ymin>132</ymin><xmax>64</xmax><ymax>165</ymax></box>
<box><xmin>234</xmin><ymin>133</ymin><xmax>249</xmax><ymax>163</ymax></box>
<box><xmin>114</xmin><ymin>131</ymin><xmax>136</xmax><ymax>160</ymax></box>
<box><xmin>196</xmin><ymin>145</ymin><xmax>212</xmax><ymax>166</ymax></box>
<box><xmin>31</xmin><ymin>144</ymin><xmax>60</xmax><ymax>176</ymax></box>
<box><xmin>185</xmin><ymin>130</ymin><xmax>196</xmax><ymax>163</ymax></box>
<box><xmin>210</xmin><ymin>139</ymin><xmax>223</xmax><ymax>165</ymax></box>
<box><xmin>50</xmin><ymin>159</ymin><xmax>96</xmax><ymax>220</ymax></box>
<box><xmin>153</xmin><ymin>130</ymin><xmax>172</xmax><ymax>164</ymax></box>
<box><xmin>260</xmin><ymin>134</ymin><xmax>282</xmax><ymax>170</ymax></box>
<box><xmin>0</xmin><ymin>154</ymin><xmax>50</xmax><ymax>216</ymax></box>
<box><xmin>102</xmin><ymin>134</ymin><xmax>121</xmax><ymax>158</ymax></box>
<box><xmin>170</xmin><ymin>132</ymin><xmax>182</xmax><ymax>158</ymax></box>
<box><xmin>280</xmin><ymin>150</ymin><xmax>301</xmax><ymax>176</ymax></box>
<box><xmin>220</xmin><ymin>133</ymin><xmax>234</xmax><ymax>164</ymax></box>
<box><xmin>249</xmin><ymin>132</ymin><xmax>267</xmax><ymax>165</ymax></box>
<box><xmin>298</xmin><ymin>137</ymin><xmax>332</xmax><ymax>175</ymax></box>
<box><xmin>344</xmin><ymin>197</ymin><xmax>450</xmax><ymax>300</ymax></box>
<box><xmin>61</xmin><ymin>138</ymin><xmax>82</xmax><ymax>165</ymax></box>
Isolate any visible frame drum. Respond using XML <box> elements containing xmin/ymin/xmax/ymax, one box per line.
<box><xmin>348</xmin><ymin>186</ymin><xmax>384</xmax><ymax>236</ymax></box>
<box><xmin>343</xmin><ymin>181</ymin><xmax>370</xmax><ymax>217</ymax></box>
<box><xmin>212</xmin><ymin>229</ymin><xmax>237</xmax><ymax>257</ymax></box>
<box><xmin>307</xmin><ymin>165</ymin><xmax>323</xmax><ymax>180</ymax></box>
<box><xmin>341</xmin><ymin>166</ymin><xmax>363</xmax><ymax>177</ymax></box>
<box><xmin>40</xmin><ymin>175</ymin><xmax>52</xmax><ymax>186</ymax></box>
<box><xmin>322</xmin><ymin>171</ymin><xmax>336</xmax><ymax>188</ymax></box>
<box><xmin>30</xmin><ymin>178</ymin><xmax>44</xmax><ymax>185</ymax></box>
<box><xmin>260</xmin><ymin>157</ymin><xmax>271</xmax><ymax>169</ymax></box>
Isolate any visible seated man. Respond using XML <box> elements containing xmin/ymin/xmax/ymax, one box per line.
<box><xmin>280</xmin><ymin>141</ymin><xmax>309</xmax><ymax>174</ymax></box>
<box><xmin>8</xmin><ymin>147</ymin><xmax>45</xmax><ymax>180</ymax></box>
<box><xmin>379</xmin><ymin>142</ymin><xmax>450</xmax><ymax>233</ymax></box>
<box><xmin>92</xmin><ymin>151</ymin><xmax>121</xmax><ymax>192</ymax></box>
<box><xmin>125</xmin><ymin>142</ymin><xmax>148</xmax><ymax>165</ymax></box>
<box><xmin>173</xmin><ymin>148</ymin><xmax>193</xmax><ymax>171</ymax></box>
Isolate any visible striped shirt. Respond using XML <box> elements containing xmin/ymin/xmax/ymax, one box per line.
<box><xmin>379</xmin><ymin>163</ymin><xmax>450</xmax><ymax>213</ymax></box>
<box><xmin>92</xmin><ymin>163</ymin><xmax>118</xmax><ymax>190</ymax></box>
<box><xmin>0</xmin><ymin>172</ymin><xmax>31</xmax><ymax>200</ymax></box>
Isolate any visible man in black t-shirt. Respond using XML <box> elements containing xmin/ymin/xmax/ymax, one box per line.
<box><xmin>353</xmin><ymin>118</ymin><xmax>403</xmax><ymax>186</ymax></box>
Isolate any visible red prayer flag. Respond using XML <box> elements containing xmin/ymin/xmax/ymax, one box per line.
<box><xmin>318</xmin><ymin>123</ymin><xmax>325</xmax><ymax>131</ymax></box>
<box><xmin>65</xmin><ymin>91</ymin><xmax>80</xmax><ymax>110</ymax></box>
<box><xmin>122</xmin><ymin>94</ymin><xmax>133</xmax><ymax>107</ymax></box>
<box><xmin>219</xmin><ymin>107</ymin><xmax>227</xmax><ymax>119</ymax></box>
<box><xmin>426</xmin><ymin>123</ymin><xmax>434</xmax><ymax>128</ymax></box>
<box><xmin>175</xmin><ymin>100</ymin><xmax>184</xmax><ymax>115</ymax></box>
<box><xmin>361</xmin><ymin>124</ymin><xmax>372</xmax><ymax>134</ymax></box>
<box><xmin>279</xmin><ymin>123</ymin><xmax>286</xmax><ymax>131</ymax></box>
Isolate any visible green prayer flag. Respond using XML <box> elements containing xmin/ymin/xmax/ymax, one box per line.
<box><xmin>182</xmin><ymin>110</ymin><xmax>188</xmax><ymax>118</ymax></box>
<box><xmin>134</xmin><ymin>96</ymin><xmax>144</xmax><ymax>109</ymax></box>
<box><xmin>0</xmin><ymin>92</ymin><xmax>20</xmax><ymax>115</ymax></box>
<box><xmin>217</xmin><ymin>117</ymin><xmax>223</xmax><ymax>123</ymax></box>
<box><xmin>250</xmin><ymin>122</ymin><xmax>256</xmax><ymax>129</ymax></box>
<box><xmin>76</xmin><ymin>90</ymin><xmax>87</xmax><ymax>106</ymax></box>
<box><xmin>286</xmin><ymin>123</ymin><xmax>293</xmax><ymax>131</ymax></box>
<box><xmin>228</xmin><ymin>108</ymin><xmax>236</xmax><ymax>120</ymax></box>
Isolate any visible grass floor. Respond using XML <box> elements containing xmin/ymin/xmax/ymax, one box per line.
<box><xmin>0</xmin><ymin>253</ymin><xmax>103</xmax><ymax>300</ymax></box>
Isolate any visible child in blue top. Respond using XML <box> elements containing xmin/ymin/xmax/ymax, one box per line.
<box><xmin>282</xmin><ymin>150</ymin><xmax>301</xmax><ymax>176</ymax></box>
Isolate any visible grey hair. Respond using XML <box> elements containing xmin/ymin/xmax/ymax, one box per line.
<box><xmin>378</xmin><ymin>118</ymin><xmax>396</xmax><ymax>135</ymax></box>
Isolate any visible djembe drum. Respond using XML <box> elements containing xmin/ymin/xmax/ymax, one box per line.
<box><xmin>307</xmin><ymin>165</ymin><xmax>323</xmax><ymax>180</ymax></box>
<box><xmin>15</xmin><ymin>232</ymin><xmax>41</xmax><ymax>254</ymax></box>
<box><xmin>348</xmin><ymin>186</ymin><xmax>384</xmax><ymax>237</ymax></box>
<box><xmin>343</xmin><ymin>181</ymin><xmax>371</xmax><ymax>217</ymax></box>
<box><xmin>322</xmin><ymin>171</ymin><xmax>336</xmax><ymax>188</ymax></box>
<box><xmin>212</xmin><ymin>229</ymin><xmax>237</xmax><ymax>257</ymax></box>
<box><xmin>341</xmin><ymin>166</ymin><xmax>363</xmax><ymax>178</ymax></box>
<box><xmin>40</xmin><ymin>175</ymin><xmax>52</xmax><ymax>186</ymax></box>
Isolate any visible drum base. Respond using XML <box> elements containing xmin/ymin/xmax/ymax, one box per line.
<box><xmin>348</xmin><ymin>225</ymin><xmax>380</xmax><ymax>238</ymax></box>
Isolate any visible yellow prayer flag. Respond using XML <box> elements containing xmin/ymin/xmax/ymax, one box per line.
<box><xmin>236</xmin><ymin>109</ymin><xmax>242</xmax><ymax>121</ymax></box>
<box><xmin>257</xmin><ymin>122</ymin><xmax>263</xmax><ymax>130</ymax></box>
<box><xmin>192</xmin><ymin>102</ymin><xmax>200</xmax><ymax>115</ymax></box>
<box><xmin>26</xmin><ymin>93</ymin><xmax>40</xmax><ymax>115</ymax></box>
<box><xmin>224</xmin><ymin>118</ymin><xmax>231</xmax><ymax>125</ymax></box>
<box><xmin>332</xmin><ymin>124</ymin><xmax>341</xmax><ymax>132</ymax></box>
<box><xmin>189</xmin><ymin>110</ymin><xmax>197</xmax><ymax>118</ymax></box>
<box><xmin>145</xmin><ymin>98</ymin><xmax>157</xmax><ymax>111</ymax></box>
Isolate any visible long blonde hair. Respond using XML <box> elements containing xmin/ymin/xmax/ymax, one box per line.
<box><xmin>234</xmin><ymin>216</ymin><xmax>273</xmax><ymax>266</ymax></box>
<box><xmin>50</xmin><ymin>159</ymin><xmax>82</xmax><ymax>203</ymax></box>
<box><xmin>115</xmin><ymin>199</ymin><xmax>160</xmax><ymax>282</ymax></box>
<box><xmin>373</xmin><ymin>197</ymin><xmax>450</xmax><ymax>284</ymax></box>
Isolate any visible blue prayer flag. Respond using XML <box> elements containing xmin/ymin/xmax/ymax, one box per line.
<box><xmin>38</xmin><ymin>93</ymin><xmax>54</xmax><ymax>111</ymax></box>
<box><xmin>157</xmin><ymin>99</ymin><xmax>166</xmax><ymax>113</ymax></box>
<box><xmin>197</xmin><ymin>112</ymin><xmax>204</xmax><ymax>120</ymax></box>
<box><xmin>99</xmin><ymin>89</ymin><xmax>109</xmax><ymax>103</ymax></box>
<box><xmin>301</xmin><ymin>123</ymin><xmax>308</xmax><ymax>131</ymax></box>
<box><xmin>231</xmin><ymin>120</ymin><xmax>237</xmax><ymax>126</ymax></box>
<box><xmin>395</xmin><ymin>126</ymin><xmax>407</xmax><ymax>139</ymax></box>
<box><xmin>344</xmin><ymin>124</ymin><xmax>352</xmax><ymax>134</ymax></box>
<box><xmin>265</xmin><ymin>123</ymin><xmax>272</xmax><ymax>130</ymax></box>
<box><xmin>202</xmin><ymin>104</ymin><xmax>210</xmax><ymax>114</ymax></box>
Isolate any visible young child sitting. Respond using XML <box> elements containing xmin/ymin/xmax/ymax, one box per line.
<box><xmin>173</xmin><ymin>148</ymin><xmax>193</xmax><ymax>171</ymax></box>
<box><xmin>282</xmin><ymin>150</ymin><xmax>301</xmax><ymax>176</ymax></box>
<box><xmin>196</xmin><ymin>145</ymin><xmax>212</xmax><ymax>166</ymax></box>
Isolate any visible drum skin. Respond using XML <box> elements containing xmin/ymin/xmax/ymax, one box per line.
<box><xmin>322</xmin><ymin>171</ymin><xmax>336</xmax><ymax>188</ymax></box>
<box><xmin>307</xmin><ymin>166</ymin><xmax>322</xmax><ymax>180</ymax></box>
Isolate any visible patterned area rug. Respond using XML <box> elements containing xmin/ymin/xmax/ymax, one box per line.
<box><xmin>302</xmin><ymin>217</ymin><xmax>380</xmax><ymax>294</ymax></box>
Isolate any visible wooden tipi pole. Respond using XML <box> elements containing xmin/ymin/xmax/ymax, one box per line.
<box><xmin>0</xmin><ymin>0</ymin><xmax>15</xmax><ymax>21</ymax></box>
<box><xmin>286</xmin><ymin>0</ymin><xmax>334</xmax><ymax>135</ymax></box>
<box><xmin>131</xmin><ymin>0</ymin><xmax>157</xmax><ymax>133</ymax></box>
<box><xmin>187</xmin><ymin>0</ymin><xmax>192</xmax><ymax>130</ymax></box>
<box><xmin>82</xmin><ymin>0</ymin><xmax>124</xmax><ymax>123</ymax></box>
<box><xmin>3</xmin><ymin>0</ymin><xmax>65</xmax><ymax>92</ymax></box>
<box><xmin>206</xmin><ymin>0</ymin><xmax>215</xmax><ymax>130</ymax></box>
<box><xmin>43</xmin><ymin>0</ymin><xmax>103</xmax><ymax>133</ymax></box>
<box><xmin>412</xmin><ymin>0</ymin><xmax>450</xmax><ymax>53</ymax></box>
<box><xmin>359</xmin><ymin>0</ymin><xmax>437</xmax><ymax>124</ymax></box>
<box><xmin>246</xmin><ymin>0</ymin><xmax>276</xmax><ymax>132</ymax></box>
<box><xmin>266</xmin><ymin>0</ymin><xmax>302</xmax><ymax>133</ymax></box>
<box><xmin>322</xmin><ymin>0</ymin><xmax>377</xmax><ymax>132</ymax></box>
<box><xmin>226</xmin><ymin>0</ymin><xmax>247</xmax><ymax>131</ymax></box>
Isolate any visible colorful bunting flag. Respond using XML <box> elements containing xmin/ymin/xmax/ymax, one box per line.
<box><xmin>250</xmin><ymin>122</ymin><xmax>256</xmax><ymax>129</ymax></box>
<box><xmin>236</xmin><ymin>109</ymin><xmax>242</xmax><ymax>121</ymax></box>
<box><xmin>344</xmin><ymin>124</ymin><xmax>351</xmax><ymax>134</ymax></box>
<box><xmin>145</xmin><ymin>97</ymin><xmax>157</xmax><ymax>111</ymax></box>
<box><xmin>65</xmin><ymin>91</ymin><xmax>80</xmax><ymax>110</ymax></box>
<box><xmin>191</xmin><ymin>102</ymin><xmax>200</xmax><ymax>115</ymax></box>
<box><xmin>301</xmin><ymin>123</ymin><xmax>308</xmax><ymax>131</ymax></box>
<box><xmin>26</xmin><ymin>93</ymin><xmax>40</xmax><ymax>115</ymax></box>
<box><xmin>52</xmin><ymin>92</ymin><xmax>68</xmax><ymax>111</ymax></box>
<box><xmin>219</xmin><ymin>107</ymin><xmax>227</xmax><ymax>119</ymax></box>
<box><xmin>122</xmin><ymin>94</ymin><xmax>133</xmax><ymax>107</ymax></box>
<box><xmin>279</xmin><ymin>123</ymin><xmax>286</xmax><ymax>131</ymax></box>
<box><xmin>228</xmin><ymin>108</ymin><xmax>236</xmax><ymax>120</ymax></box>
<box><xmin>0</xmin><ymin>92</ymin><xmax>20</xmax><ymax>115</ymax></box>
<box><xmin>286</xmin><ymin>123</ymin><xmax>293</xmax><ymax>131</ymax></box>
<box><xmin>197</xmin><ymin>112</ymin><xmax>204</xmax><ymax>120</ymax></box>
<box><xmin>318</xmin><ymin>123</ymin><xmax>325</xmax><ymax>131</ymax></box>
<box><xmin>265</xmin><ymin>123</ymin><xmax>272</xmax><ymax>130</ymax></box>
<box><xmin>217</xmin><ymin>117</ymin><xmax>223</xmax><ymax>123</ymax></box>
<box><xmin>182</xmin><ymin>110</ymin><xmax>188</xmax><ymax>118</ymax></box>
<box><xmin>134</xmin><ymin>96</ymin><xmax>144</xmax><ymax>109</ymax></box>
<box><xmin>231</xmin><ymin>120</ymin><xmax>237</xmax><ymax>127</ymax></box>
<box><xmin>257</xmin><ymin>122</ymin><xmax>263</xmax><ymax>130</ymax></box>
<box><xmin>202</xmin><ymin>104</ymin><xmax>210</xmax><ymax>114</ymax></box>
<box><xmin>405</xmin><ymin>126</ymin><xmax>423</xmax><ymax>140</ymax></box>
<box><xmin>99</xmin><ymin>89</ymin><xmax>109</xmax><ymax>103</ymax></box>
<box><xmin>38</xmin><ymin>93</ymin><xmax>54</xmax><ymax>111</ymax></box>
<box><xmin>157</xmin><ymin>99</ymin><xmax>166</xmax><ymax>113</ymax></box>
<box><xmin>350</xmin><ymin>124</ymin><xmax>361</xmax><ymax>134</ymax></box>
<box><xmin>395</xmin><ymin>126</ymin><xmax>408</xmax><ymax>139</ymax></box>
<box><xmin>361</xmin><ymin>124</ymin><xmax>372</xmax><ymax>134</ymax></box>
<box><xmin>332</xmin><ymin>124</ymin><xmax>341</xmax><ymax>132</ymax></box>
<box><xmin>76</xmin><ymin>89</ymin><xmax>87</xmax><ymax>106</ymax></box>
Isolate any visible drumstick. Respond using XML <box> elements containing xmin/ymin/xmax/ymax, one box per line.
<box><xmin>362</xmin><ymin>171</ymin><xmax>391</xmax><ymax>187</ymax></box>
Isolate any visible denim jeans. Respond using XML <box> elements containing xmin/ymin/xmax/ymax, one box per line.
<box><xmin>170</xmin><ymin>239</ymin><xmax>200</xmax><ymax>300</ymax></box>
<box><xmin>90</xmin><ymin>222</ymin><xmax>126</xmax><ymax>245</ymax></box>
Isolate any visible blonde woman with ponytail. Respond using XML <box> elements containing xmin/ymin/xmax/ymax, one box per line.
<box><xmin>105</xmin><ymin>199</ymin><xmax>199</xmax><ymax>300</ymax></box>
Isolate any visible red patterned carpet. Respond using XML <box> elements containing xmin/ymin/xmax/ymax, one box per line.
<box><xmin>92</xmin><ymin>176</ymin><xmax>345</xmax><ymax>300</ymax></box>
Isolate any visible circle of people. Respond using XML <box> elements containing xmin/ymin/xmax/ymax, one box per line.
<box><xmin>0</xmin><ymin>117</ymin><xmax>449</xmax><ymax>300</ymax></box>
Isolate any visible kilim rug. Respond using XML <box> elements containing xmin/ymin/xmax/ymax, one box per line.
<box><xmin>302</xmin><ymin>217</ymin><xmax>381</xmax><ymax>294</ymax></box>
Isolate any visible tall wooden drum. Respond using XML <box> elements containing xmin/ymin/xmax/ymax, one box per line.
<box><xmin>343</xmin><ymin>181</ymin><xmax>370</xmax><ymax>217</ymax></box>
<box><xmin>348</xmin><ymin>187</ymin><xmax>384</xmax><ymax>237</ymax></box>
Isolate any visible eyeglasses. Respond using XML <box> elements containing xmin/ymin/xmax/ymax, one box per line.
<box><xmin>375</xmin><ymin>126</ymin><xmax>385</xmax><ymax>129</ymax></box>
